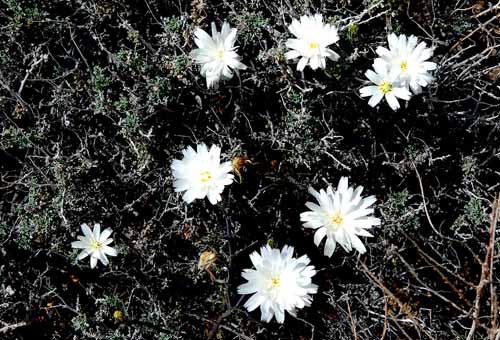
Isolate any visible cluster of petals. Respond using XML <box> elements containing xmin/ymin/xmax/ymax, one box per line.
<box><xmin>171</xmin><ymin>143</ymin><xmax>234</xmax><ymax>205</ymax></box>
<box><xmin>191</xmin><ymin>22</ymin><xmax>247</xmax><ymax>89</ymax></box>
<box><xmin>71</xmin><ymin>223</ymin><xmax>117</xmax><ymax>269</ymax></box>
<box><xmin>237</xmin><ymin>244</ymin><xmax>318</xmax><ymax>323</ymax></box>
<box><xmin>167</xmin><ymin>144</ymin><xmax>381</xmax><ymax>322</ymax></box>
<box><xmin>285</xmin><ymin>14</ymin><xmax>340</xmax><ymax>71</ymax></box>
<box><xmin>190</xmin><ymin>19</ymin><xmax>438</xmax><ymax>109</ymax></box>
<box><xmin>190</xmin><ymin>14</ymin><xmax>341</xmax><ymax>87</ymax></box>
<box><xmin>360</xmin><ymin>33</ymin><xmax>437</xmax><ymax>110</ymax></box>
<box><xmin>234</xmin><ymin>178</ymin><xmax>380</xmax><ymax>323</ymax></box>
<box><xmin>300</xmin><ymin>177</ymin><xmax>380</xmax><ymax>256</ymax></box>
<box><xmin>69</xmin><ymin>11</ymin><xmax>397</xmax><ymax>319</ymax></box>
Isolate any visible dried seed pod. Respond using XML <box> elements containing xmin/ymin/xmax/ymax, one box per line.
<box><xmin>232</xmin><ymin>155</ymin><xmax>252</xmax><ymax>182</ymax></box>
<box><xmin>198</xmin><ymin>250</ymin><xmax>217</xmax><ymax>271</ymax></box>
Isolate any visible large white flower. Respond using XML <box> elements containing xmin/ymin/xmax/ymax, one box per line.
<box><xmin>190</xmin><ymin>22</ymin><xmax>247</xmax><ymax>89</ymax></box>
<box><xmin>285</xmin><ymin>14</ymin><xmax>340</xmax><ymax>71</ymax></box>
<box><xmin>238</xmin><ymin>244</ymin><xmax>318</xmax><ymax>323</ymax></box>
<box><xmin>71</xmin><ymin>223</ymin><xmax>117</xmax><ymax>269</ymax></box>
<box><xmin>375</xmin><ymin>33</ymin><xmax>437</xmax><ymax>94</ymax></box>
<box><xmin>359</xmin><ymin>58</ymin><xmax>411</xmax><ymax>111</ymax></box>
<box><xmin>171</xmin><ymin>143</ymin><xmax>234</xmax><ymax>205</ymax></box>
<box><xmin>300</xmin><ymin>177</ymin><xmax>380</xmax><ymax>256</ymax></box>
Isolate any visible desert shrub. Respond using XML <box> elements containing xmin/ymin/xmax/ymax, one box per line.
<box><xmin>1</xmin><ymin>0</ymin><xmax>499</xmax><ymax>339</ymax></box>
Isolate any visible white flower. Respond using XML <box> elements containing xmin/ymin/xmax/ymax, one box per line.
<box><xmin>376</xmin><ymin>33</ymin><xmax>437</xmax><ymax>94</ymax></box>
<box><xmin>238</xmin><ymin>244</ymin><xmax>318</xmax><ymax>323</ymax></box>
<box><xmin>71</xmin><ymin>223</ymin><xmax>117</xmax><ymax>269</ymax></box>
<box><xmin>300</xmin><ymin>177</ymin><xmax>381</xmax><ymax>256</ymax></box>
<box><xmin>190</xmin><ymin>22</ymin><xmax>247</xmax><ymax>89</ymax></box>
<box><xmin>359</xmin><ymin>58</ymin><xmax>411</xmax><ymax>111</ymax></box>
<box><xmin>171</xmin><ymin>143</ymin><xmax>234</xmax><ymax>205</ymax></box>
<box><xmin>285</xmin><ymin>14</ymin><xmax>340</xmax><ymax>71</ymax></box>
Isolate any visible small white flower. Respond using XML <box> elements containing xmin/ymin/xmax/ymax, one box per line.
<box><xmin>238</xmin><ymin>244</ymin><xmax>318</xmax><ymax>323</ymax></box>
<box><xmin>190</xmin><ymin>22</ymin><xmax>247</xmax><ymax>89</ymax></box>
<box><xmin>376</xmin><ymin>33</ymin><xmax>437</xmax><ymax>94</ymax></box>
<box><xmin>171</xmin><ymin>143</ymin><xmax>234</xmax><ymax>205</ymax></box>
<box><xmin>359</xmin><ymin>58</ymin><xmax>411</xmax><ymax>111</ymax></box>
<box><xmin>71</xmin><ymin>223</ymin><xmax>117</xmax><ymax>269</ymax></box>
<box><xmin>300</xmin><ymin>177</ymin><xmax>381</xmax><ymax>256</ymax></box>
<box><xmin>285</xmin><ymin>14</ymin><xmax>340</xmax><ymax>71</ymax></box>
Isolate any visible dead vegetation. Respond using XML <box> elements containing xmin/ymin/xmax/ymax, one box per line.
<box><xmin>1</xmin><ymin>0</ymin><xmax>499</xmax><ymax>339</ymax></box>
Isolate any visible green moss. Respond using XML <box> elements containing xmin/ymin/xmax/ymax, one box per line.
<box><xmin>347</xmin><ymin>24</ymin><xmax>359</xmax><ymax>42</ymax></box>
<box><xmin>0</xmin><ymin>223</ymin><xmax>8</xmax><ymax>239</ymax></box>
<box><xmin>147</xmin><ymin>76</ymin><xmax>170</xmax><ymax>104</ymax></box>
<box><xmin>383</xmin><ymin>189</ymin><xmax>419</xmax><ymax>240</ymax></box>
<box><xmin>15</xmin><ymin>181</ymin><xmax>57</xmax><ymax>250</ymax></box>
<box><xmin>102</xmin><ymin>293</ymin><xmax>126</xmax><ymax>310</ymax></box>
<box><xmin>5</xmin><ymin>0</ymin><xmax>42</xmax><ymax>29</ymax></box>
<box><xmin>326</xmin><ymin>16</ymin><xmax>339</xmax><ymax>25</ymax></box>
<box><xmin>464</xmin><ymin>197</ymin><xmax>487</xmax><ymax>227</ymax></box>
<box><xmin>325</xmin><ymin>63</ymin><xmax>347</xmax><ymax>80</ymax></box>
<box><xmin>165</xmin><ymin>16</ymin><xmax>184</xmax><ymax>33</ymax></box>
<box><xmin>71</xmin><ymin>314</ymin><xmax>90</xmax><ymax>334</ymax></box>
<box><xmin>127</xmin><ymin>29</ymin><xmax>141</xmax><ymax>46</ymax></box>
<box><xmin>287</xmin><ymin>88</ymin><xmax>302</xmax><ymax>105</ymax></box>
<box><xmin>91</xmin><ymin>66</ymin><xmax>111</xmax><ymax>92</ymax></box>
<box><xmin>231</xmin><ymin>10</ymin><xmax>269</xmax><ymax>42</ymax></box>
<box><xmin>115</xmin><ymin>95</ymin><xmax>131</xmax><ymax>112</ymax></box>
<box><xmin>167</xmin><ymin>54</ymin><xmax>190</xmax><ymax>78</ymax></box>
<box><xmin>1</xmin><ymin>126</ymin><xmax>34</xmax><ymax>150</ymax></box>
<box><xmin>0</xmin><ymin>51</ymin><xmax>10</xmax><ymax>66</ymax></box>
<box><xmin>461</xmin><ymin>156</ymin><xmax>478</xmax><ymax>179</ymax></box>
<box><xmin>159</xmin><ymin>16</ymin><xmax>190</xmax><ymax>48</ymax></box>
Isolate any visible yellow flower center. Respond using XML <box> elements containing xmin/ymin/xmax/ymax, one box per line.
<box><xmin>271</xmin><ymin>276</ymin><xmax>281</xmax><ymax>287</ymax></box>
<box><xmin>309</xmin><ymin>42</ymin><xmax>319</xmax><ymax>49</ymax></box>
<box><xmin>379</xmin><ymin>81</ymin><xmax>393</xmax><ymax>94</ymax></box>
<box><xmin>90</xmin><ymin>239</ymin><xmax>103</xmax><ymax>251</ymax></box>
<box><xmin>200</xmin><ymin>171</ymin><xmax>212</xmax><ymax>183</ymax></box>
<box><xmin>215</xmin><ymin>49</ymin><xmax>225</xmax><ymax>61</ymax></box>
<box><xmin>400</xmin><ymin>60</ymin><xmax>408</xmax><ymax>72</ymax></box>
<box><xmin>330</xmin><ymin>213</ymin><xmax>344</xmax><ymax>227</ymax></box>
<box><xmin>113</xmin><ymin>310</ymin><xmax>124</xmax><ymax>321</ymax></box>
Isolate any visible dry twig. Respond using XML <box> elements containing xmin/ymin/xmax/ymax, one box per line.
<box><xmin>466</xmin><ymin>193</ymin><xmax>500</xmax><ymax>340</ymax></box>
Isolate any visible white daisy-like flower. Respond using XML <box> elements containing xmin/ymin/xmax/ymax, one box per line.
<box><xmin>375</xmin><ymin>33</ymin><xmax>437</xmax><ymax>94</ymax></box>
<box><xmin>238</xmin><ymin>244</ymin><xmax>318</xmax><ymax>323</ymax></box>
<box><xmin>171</xmin><ymin>143</ymin><xmax>234</xmax><ymax>205</ymax></box>
<box><xmin>285</xmin><ymin>14</ymin><xmax>340</xmax><ymax>71</ymax></box>
<box><xmin>190</xmin><ymin>22</ymin><xmax>247</xmax><ymax>89</ymax></box>
<box><xmin>300</xmin><ymin>177</ymin><xmax>381</xmax><ymax>256</ymax></box>
<box><xmin>71</xmin><ymin>223</ymin><xmax>117</xmax><ymax>269</ymax></box>
<box><xmin>359</xmin><ymin>58</ymin><xmax>412</xmax><ymax>111</ymax></box>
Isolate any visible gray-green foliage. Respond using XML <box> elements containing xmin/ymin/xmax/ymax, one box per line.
<box><xmin>0</xmin><ymin>0</ymin><xmax>498</xmax><ymax>339</ymax></box>
<box><xmin>382</xmin><ymin>189</ymin><xmax>419</xmax><ymax>240</ymax></box>
<box><xmin>231</xmin><ymin>10</ymin><xmax>269</xmax><ymax>43</ymax></box>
